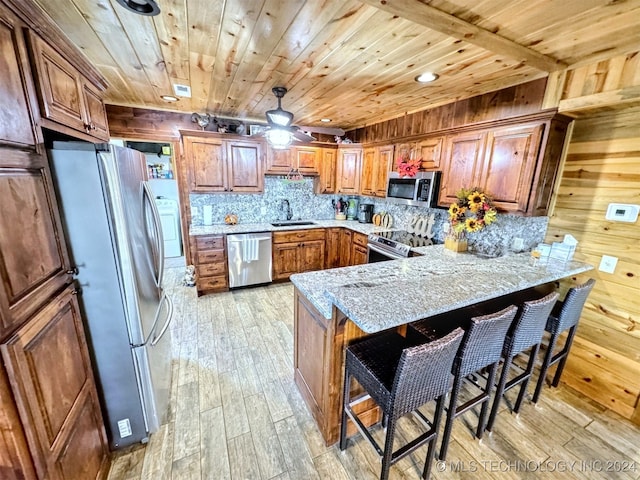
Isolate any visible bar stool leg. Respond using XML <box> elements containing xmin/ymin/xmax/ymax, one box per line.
<box><xmin>339</xmin><ymin>371</ymin><xmax>352</xmax><ymax>451</ymax></box>
<box><xmin>486</xmin><ymin>355</ymin><xmax>513</xmax><ymax>432</ymax></box>
<box><xmin>552</xmin><ymin>326</ymin><xmax>578</xmax><ymax>387</ymax></box>
<box><xmin>423</xmin><ymin>396</ymin><xmax>445</xmax><ymax>480</ymax></box>
<box><xmin>513</xmin><ymin>344</ymin><xmax>541</xmax><ymax>413</ymax></box>
<box><xmin>438</xmin><ymin>372</ymin><xmax>462</xmax><ymax>460</ymax></box>
<box><xmin>380</xmin><ymin>420</ymin><xmax>397</xmax><ymax>480</ymax></box>
<box><xmin>476</xmin><ymin>362</ymin><xmax>498</xmax><ymax>439</ymax></box>
<box><xmin>533</xmin><ymin>332</ymin><xmax>559</xmax><ymax>403</ymax></box>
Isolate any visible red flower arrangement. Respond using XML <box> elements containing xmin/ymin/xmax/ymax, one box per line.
<box><xmin>395</xmin><ymin>153</ymin><xmax>422</xmax><ymax>177</ymax></box>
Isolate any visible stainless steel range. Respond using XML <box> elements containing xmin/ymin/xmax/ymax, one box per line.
<box><xmin>367</xmin><ymin>230</ymin><xmax>440</xmax><ymax>262</ymax></box>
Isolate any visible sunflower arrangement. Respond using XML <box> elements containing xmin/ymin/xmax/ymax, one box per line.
<box><xmin>448</xmin><ymin>187</ymin><xmax>498</xmax><ymax>234</ymax></box>
<box><xmin>395</xmin><ymin>152</ymin><xmax>422</xmax><ymax>177</ymax></box>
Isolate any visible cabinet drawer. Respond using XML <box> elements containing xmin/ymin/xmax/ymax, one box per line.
<box><xmin>196</xmin><ymin>262</ymin><xmax>226</xmax><ymax>277</ymax></box>
<box><xmin>194</xmin><ymin>236</ymin><xmax>224</xmax><ymax>250</ymax></box>
<box><xmin>352</xmin><ymin>232</ymin><xmax>368</xmax><ymax>248</ymax></box>
<box><xmin>273</xmin><ymin>228</ymin><xmax>325</xmax><ymax>244</ymax></box>
<box><xmin>196</xmin><ymin>250</ymin><xmax>225</xmax><ymax>264</ymax></box>
<box><xmin>197</xmin><ymin>275</ymin><xmax>228</xmax><ymax>292</ymax></box>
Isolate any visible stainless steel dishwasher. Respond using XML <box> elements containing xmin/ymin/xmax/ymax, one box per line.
<box><xmin>227</xmin><ymin>232</ymin><xmax>273</xmax><ymax>288</ymax></box>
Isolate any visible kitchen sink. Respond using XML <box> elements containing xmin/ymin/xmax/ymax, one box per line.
<box><xmin>270</xmin><ymin>220</ymin><xmax>317</xmax><ymax>227</ymax></box>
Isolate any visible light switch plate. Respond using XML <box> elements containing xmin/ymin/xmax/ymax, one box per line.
<box><xmin>598</xmin><ymin>255</ymin><xmax>618</xmax><ymax>274</ymax></box>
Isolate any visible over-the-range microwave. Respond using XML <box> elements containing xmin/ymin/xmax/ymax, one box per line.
<box><xmin>386</xmin><ymin>171</ymin><xmax>441</xmax><ymax>207</ymax></box>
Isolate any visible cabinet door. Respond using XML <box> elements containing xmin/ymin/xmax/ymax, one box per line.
<box><xmin>299</xmin><ymin>240</ymin><xmax>325</xmax><ymax>273</ymax></box>
<box><xmin>439</xmin><ymin>132</ymin><xmax>486</xmax><ymax>206</ymax></box>
<box><xmin>360</xmin><ymin>147</ymin><xmax>376</xmax><ymax>196</ymax></box>
<box><xmin>324</xmin><ymin>228</ymin><xmax>340</xmax><ymax>269</ymax></box>
<box><xmin>227</xmin><ymin>140</ymin><xmax>263</xmax><ymax>192</ymax></box>
<box><xmin>480</xmin><ymin>124</ymin><xmax>544</xmax><ymax>213</ymax></box>
<box><xmin>81</xmin><ymin>81</ymin><xmax>109</xmax><ymax>141</ymax></box>
<box><xmin>417</xmin><ymin>137</ymin><xmax>443</xmax><ymax>170</ymax></box>
<box><xmin>1</xmin><ymin>286</ymin><xmax>108</xmax><ymax>480</ymax></box>
<box><xmin>293</xmin><ymin>147</ymin><xmax>320</xmax><ymax>174</ymax></box>
<box><xmin>183</xmin><ymin>135</ymin><xmax>227</xmax><ymax>192</ymax></box>
<box><xmin>336</xmin><ymin>147</ymin><xmax>362</xmax><ymax>194</ymax></box>
<box><xmin>27</xmin><ymin>33</ymin><xmax>85</xmax><ymax>133</ymax></box>
<box><xmin>265</xmin><ymin>147</ymin><xmax>292</xmax><ymax>174</ymax></box>
<box><xmin>350</xmin><ymin>244</ymin><xmax>368</xmax><ymax>266</ymax></box>
<box><xmin>0</xmin><ymin>150</ymin><xmax>72</xmax><ymax>338</ymax></box>
<box><xmin>0</xmin><ymin>6</ymin><xmax>40</xmax><ymax>149</ymax></box>
<box><xmin>374</xmin><ymin>145</ymin><xmax>393</xmax><ymax>197</ymax></box>
<box><xmin>338</xmin><ymin>229</ymin><xmax>352</xmax><ymax>267</ymax></box>
<box><xmin>272</xmin><ymin>242</ymin><xmax>300</xmax><ymax>281</ymax></box>
<box><xmin>317</xmin><ymin>148</ymin><xmax>336</xmax><ymax>194</ymax></box>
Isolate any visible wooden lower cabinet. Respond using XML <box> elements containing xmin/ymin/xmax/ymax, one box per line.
<box><xmin>1</xmin><ymin>285</ymin><xmax>109</xmax><ymax>479</ymax></box>
<box><xmin>350</xmin><ymin>231</ymin><xmax>368</xmax><ymax>265</ymax></box>
<box><xmin>191</xmin><ymin>235</ymin><xmax>228</xmax><ymax>295</ymax></box>
<box><xmin>272</xmin><ymin>229</ymin><xmax>325</xmax><ymax>281</ymax></box>
<box><xmin>293</xmin><ymin>288</ymin><xmax>379</xmax><ymax>445</ymax></box>
<box><xmin>325</xmin><ymin>228</ymin><xmax>352</xmax><ymax>269</ymax></box>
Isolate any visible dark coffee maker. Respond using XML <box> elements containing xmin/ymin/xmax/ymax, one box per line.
<box><xmin>358</xmin><ymin>203</ymin><xmax>374</xmax><ymax>223</ymax></box>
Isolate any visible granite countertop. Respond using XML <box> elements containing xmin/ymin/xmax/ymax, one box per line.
<box><xmin>289</xmin><ymin>245</ymin><xmax>593</xmax><ymax>333</ymax></box>
<box><xmin>189</xmin><ymin>220</ymin><xmax>390</xmax><ymax>236</ymax></box>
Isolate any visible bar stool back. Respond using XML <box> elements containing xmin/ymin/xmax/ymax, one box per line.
<box><xmin>432</xmin><ymin>305</ymin><xmax>518</xmax><ymax>460</ymax></box>
<box><xmin>339</xmin><ymin>328</ymin><xmax>464</xmax><ymax>480</ymax></box>
<box><xmin>532</xmin><ymin>278</ymin><xmax>595</xmax><ymax>403</ymax></box>
<box><xmin>486</xmin><ymin>292</ymin><xmax>558</xmax><ymax>432</ymax></box>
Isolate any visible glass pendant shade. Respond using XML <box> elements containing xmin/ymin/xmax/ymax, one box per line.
<box><xmin>266</xmin><ymin>108</ymin><xmax>294</xmax><ymax>127</ymax></box>
<box><xmin>266</xmin><ymin>128</ymin><xmax>293</xmax><ymax>149</ymax></box>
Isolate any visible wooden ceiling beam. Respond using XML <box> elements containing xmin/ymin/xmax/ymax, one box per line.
<box><xmin>360</xmin><ymin>0</ymin><xmax>568</xmax><ymax>72</ymax></box>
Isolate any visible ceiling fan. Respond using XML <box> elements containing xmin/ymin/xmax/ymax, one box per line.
<box><xmin>256</xmin><ymin>87</ymin><xmax>344</xmax><ymax>148</ymax></box>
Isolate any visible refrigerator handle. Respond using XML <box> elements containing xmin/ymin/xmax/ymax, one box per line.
<box><xmin>142</xmin><ymin>181</ymin><xmax>164</xmax><ymax>287</ymax></box>
<box><xmin>150</xmin><ymin>292</ymin><xmax>173</xmax><ymax>346</ymax></box>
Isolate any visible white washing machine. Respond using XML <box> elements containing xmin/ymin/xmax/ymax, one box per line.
<box><xmin>155</xmin><ymin>198</ymin><xmax>182</xmax><ymax>257</ymax></box>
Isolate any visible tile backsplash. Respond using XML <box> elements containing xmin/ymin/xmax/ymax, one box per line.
<box><xmin>190</xmin><ymin>176</ymin><xmax>548</xmax><ymax>253</ymax></box>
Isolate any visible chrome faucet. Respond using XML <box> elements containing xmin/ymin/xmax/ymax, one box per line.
<box><xmin>280</xmin><ymin>199</ymin><xmax>293</xmax><ymax>221</ymax></box>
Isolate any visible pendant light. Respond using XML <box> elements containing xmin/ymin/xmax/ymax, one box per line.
<box><xmin>115</xmin><ymin>0</ymin><xmax>161</xmax><ymax>16</ymax></box>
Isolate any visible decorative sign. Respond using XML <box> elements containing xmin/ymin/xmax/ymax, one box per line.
<box><xmin>407</xmin><ymin>213</ymin><xmax>435</xmax><ymax>239</ymax></box>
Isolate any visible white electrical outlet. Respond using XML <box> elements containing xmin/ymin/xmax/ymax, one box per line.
<box><xmin>117</xmin><ymin>418</ymin><xmax>132</xmax><ymax>438</ymax></box>
<box><xmin>598</xmin><ymin>255</ymin><xmax>618</xmax><ymax>274</ymax></box>
<box><xmin>512</xmin><ymin>237</ymin><xmax>524</xmax><ymax>251</ymax></box>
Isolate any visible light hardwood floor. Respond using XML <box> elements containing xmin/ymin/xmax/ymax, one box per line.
<box><xmin>107</xmin><ymin>267</ymin><xmax>640</xmax><ymax>480</ymax></box>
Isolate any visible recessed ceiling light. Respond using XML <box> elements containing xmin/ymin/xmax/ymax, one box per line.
<box><xmin>415</xmin><ymin>72</ymin><xmax>439</xmax><ymax>83</ymax></box>
<box><xmin>320</xmin><ymin>118</ymin><xmax>332</xmax><ymax>123</ymax></box>
<box><xmin>161</xmin><ymin>95</ymin><xmax>179</xmax><ymax>102</ymax></box>
<box><xmin>115</xmin><ymin>0</ymin><xmax>160</xmax><ymax>16</ymax></box>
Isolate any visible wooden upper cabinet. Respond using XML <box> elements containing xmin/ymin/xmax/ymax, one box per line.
<box><xmin>293</xmin><ymin>146</ymin><xmax>319</xmax><ymax>174</ymax></box>
<box><xmin>374</xmin><ymin>145</ymin><xmax>393</xmax><ymax>197</ymax></box>
<box><xmin>265</xmin><ymin>145</ymin><xmax>319</xmax><ymax>175</ymax></box>
<box><xmin>479</xmin><ymin>124</ymin><xmax>544</xmax><ymax>213</ymax></box>
<box><xmin>226</xmin><ymin>140</ymin><xmax>263</xmax><ymax>192</ymax></box>
<box><xmin>27</xmin><ymin>32</ymin><xmax>108</xmax><ymax>141</ymax></box>
<box><xmin>360</xmin><ymin>148</ymin><xmax>376</xmax><ymax>196</ymax></box>
<box><xmin>1</xmin><ymin>285</ymin><xmax>109</xmax><ymax>479</ymax></box>
<box><xmin>316</xmin><ymin>148</ymin><xmax>337</xmax><ymax>194</ymax></box>
<box><xmin>336</xmin><ymin>146</ymin><xmax>362</xmax><ymax>194</ymax></box>
<box><xmin>0</xmin><ymin>150</ymin><xmax>72</xmax><ymax>338</ymax></box>
<box><xmin>416</xmin><ymin>137</ymin><xmax>443</xmax><ymax>170</ymax></box>
<box><xmin>182</xmin><ymin>132</ymin><xmax>263</xmax><ymax>193</ymax></box>
<box><xmin>0</xmin><ymin>5</ymin><xmax>40</xmax><ymax>149</ymax></box>
<box><xmin>265</xmin><ymin>147</ymin><xmax>292</xmax><ymax>173</ymax></box>
<box><xmin>438</xmin><ymin>131</ymin><xmax>487</xmax><ymax>206</ymax></box>
<box><xmin>183</xmin><ymin>135</ymin><xmax>227</xmax><ymax>192</ymax></box>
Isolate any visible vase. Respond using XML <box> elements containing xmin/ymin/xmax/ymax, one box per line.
<box><xmin>444</xmin><ymin>232</ymin><xmax>468</xmax><ymax>252</ymax></box>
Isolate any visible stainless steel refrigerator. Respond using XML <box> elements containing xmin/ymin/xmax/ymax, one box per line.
<box><xmin>48</xmin><ymin>142</ymin><xmax>173</xmax><ymax>449</ymax></box>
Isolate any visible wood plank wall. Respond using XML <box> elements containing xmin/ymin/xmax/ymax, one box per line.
<box><xmin>348</xmin><ymin>78</ymin><xmax>547</xmax><ymax>143</ymax></box>
<box><xmin>544</xmin><ymin>52</ymin><xmax>640</xmax><ymax>424</ymax></box>
<box><xmin>545</xmin><ymin>107</ymin><xmax>640</xmax><ymax>424</ymax></box>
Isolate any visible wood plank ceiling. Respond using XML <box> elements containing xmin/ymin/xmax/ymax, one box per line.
<box><xmin>32</xmin><ymin>0</ymin><xmax>640</xmax><ymax>130</ymax></box>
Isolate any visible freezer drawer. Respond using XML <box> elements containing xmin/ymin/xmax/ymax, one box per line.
<box><xmin>227</xmin><ymin>233</ymin><xmax>272</xmax><ymax>288</ymax></box>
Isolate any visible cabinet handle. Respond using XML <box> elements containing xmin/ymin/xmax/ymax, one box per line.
<box><xmin>90</xmin><ymin>122</ymin><xmax>96</xmax><ymax>131</ymax></box>
<box><xmin>66</xmin><ymin>266</ymin><xmax>79</xmax><ymax>275</ymax></box>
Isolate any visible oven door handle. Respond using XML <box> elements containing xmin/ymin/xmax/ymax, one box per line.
<box><xmin>367</xmin><ymin>242</ymin><xmax>406</xmax><ymax>260</ymax></box>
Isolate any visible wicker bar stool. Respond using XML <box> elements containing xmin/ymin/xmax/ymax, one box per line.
<box><xmin>532</xmin><ymin>279</ymin><xmax>595</xmax><ymax>403</ymax></box>
<box><xmin>339</xmin><ymin>328</ymin><xmax>464</xmax><ymax>480</ymax></box>
<box><xmin>486</xmin><ymin>292</ymin><xmax>558</xmax><ymax>432</ymax></box>
<box><xmin>409</xmin><ymin>305</ymin><xmax>518</xmax><ymax>461</ymax></box>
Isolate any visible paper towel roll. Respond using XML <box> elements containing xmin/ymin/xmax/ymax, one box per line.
<box><xmin>203</xmin><ymin>205</ymin><xmax>212</xmax><ymax>225</ymax></box>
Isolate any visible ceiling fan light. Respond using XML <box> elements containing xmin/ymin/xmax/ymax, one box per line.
<box><xmin>266</xmin><ymin>129</ymin><xmax>293</xmax><ymax>149</ymax></box>
<box><xmin>266</xmin><ymin>108</ymin><xmax>294</xmax><ymax>127</ymax></box>
<box><xmin>115</xmin><ymin>0</ymin><xmax>161</xmax><ymax>16</ymax></box>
